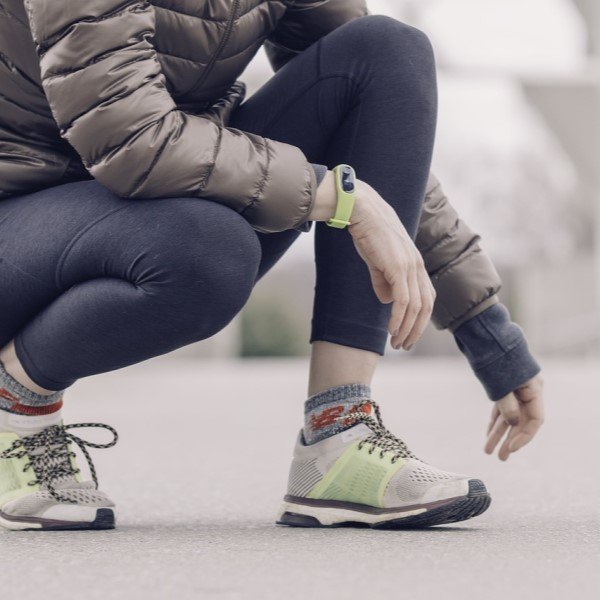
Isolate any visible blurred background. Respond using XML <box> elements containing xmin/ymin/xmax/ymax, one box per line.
<box><xmin>179</xmin><ymin>0</ymin><xmax>600</xmax><ymax>361</ymax></box>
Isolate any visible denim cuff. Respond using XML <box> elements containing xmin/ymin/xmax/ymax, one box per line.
<box><xmin>453</xmin><ymin>303</ymin><xmax>541</xmax><ymax>401</ymax></box>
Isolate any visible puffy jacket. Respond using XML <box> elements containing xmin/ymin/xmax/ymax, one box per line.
<box><xmin>0</xmin><ymin>0</ymin><xmax>500</xmax><ymax>330</ymax></box>
<box><xmin>417</xmin><ymin>174</ymin><xmax>500</xmax><ymax>330</ymax></box>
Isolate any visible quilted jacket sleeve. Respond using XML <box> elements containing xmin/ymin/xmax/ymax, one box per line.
<box><xmin>417</xmin><ymin>173</ymin><xmax>502</xmax><ymax>331</ymax></box>
<box><xmin>265</xmin><ymin>0</ymin><xmax>369</xmax><ymax>71</ymax></box>
<box><xmin>23</xmin><ymin>0</ymin><xmax>316</xmax><ymax>233</ymax></box>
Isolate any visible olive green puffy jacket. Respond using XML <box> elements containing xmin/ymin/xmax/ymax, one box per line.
<box><xmin>0</xmin><ymin>0</ymin><xmax>500</xmax><ymax>330</ymax></box>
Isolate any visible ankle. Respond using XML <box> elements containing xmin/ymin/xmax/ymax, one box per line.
<box><xmin>0</xmin><ymin>360</ymin><xmax>64</xmax><ymax>415</ymax></box>
<box><xmin>303</xmin><ymin>383</ymin><xmax>372</xmax><ymax>445</ymax></box>
<box><xmin>0</xmin><ymin>342</ymin><xmax>56</xmax><ymax>396</ymax></box>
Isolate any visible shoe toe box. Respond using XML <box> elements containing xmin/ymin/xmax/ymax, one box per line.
<box><xmin>386</xmin><ymin>458</ymin><xmax>475</xmax><ymax>507</ymax></box>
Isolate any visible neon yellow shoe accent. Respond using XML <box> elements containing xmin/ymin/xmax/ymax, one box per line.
<box><xmin>0</xmin><ymin>432</ymin><xmax>40</xmax><ymax>507</ymax></box>
<box><xmin>307</xmin><ymin>440</ymin><xmax>405</xmax><ymax>508</ymax></box>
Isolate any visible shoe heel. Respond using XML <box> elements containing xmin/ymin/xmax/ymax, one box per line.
<box><xmin>277</xmin><ymin>510</ymin><xmax>322</xmax><ymax>528</ymax></box>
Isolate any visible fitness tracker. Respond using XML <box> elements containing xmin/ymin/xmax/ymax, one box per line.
<box><xmin>327</xmin><ymin>164</ymin><xmax>356</xmax><ymax>229</ymax></box>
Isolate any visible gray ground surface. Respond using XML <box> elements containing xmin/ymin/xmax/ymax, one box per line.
<box><xmin>0</xmin><ymin>357</ymin><xmax>598</xmax><ymax>599</ymax></box>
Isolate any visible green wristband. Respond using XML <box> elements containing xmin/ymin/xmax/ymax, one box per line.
<box><xmin>327</xmin><ymin>164</ymin><xmax>356</xmax><ymax>229</ymax></box>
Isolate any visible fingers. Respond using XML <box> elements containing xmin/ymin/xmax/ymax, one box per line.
<box><xmin>508</xmin><ymin>396</ymin><xmax>544</xmax><ymax>452</ymax></box>
<box><xmin>388</xmin><ymin>254</ymin><xmax>435</xmax><ymax>350</ymax></box>
<box><xmin>400</xmin><ymin>268</ymin><xmax>435</xmax><ymax>350</ymax></box>
<box><xmin>508</xmin><ymin>417</ymin><xmax>543</xmax><ymax>453</ymax></box>
<box><xmin>498</xmin><ymin>426</ymin><xmax>520</xmax><ymax>461</ymax></box>
<box><xmin>487</xmin><ymin>405</ymin><xmax>500</xmax><ymax>436</ymax></box>
<box><xmin>390</xmin><ymin>265</ymin><xmax>420</xmax><ymax>349</ymax></box>
<box><xmin>484</xmin><ymin>412</ymin><xmax>509</xmax><ymax>455</ymax></box>
<box><xmin>485</xmin><ymin>390</ymin><xmax>545</xmax><ymax>460</ymax></box>
<box><xmin>388</xmin><ymin>273</ymin><xmax>410</xmax><ymax>339</ymax></box>
<box><xmin>485</xmin><ymin>394</ymin><xmax>519</xmax><ymax>458</ymax></box>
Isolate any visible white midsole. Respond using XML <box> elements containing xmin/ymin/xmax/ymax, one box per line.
<box><xmin>0</xmin><ymin>514</ymin><xmax>42</xmax><ymax>531</ymax></box>
<box><xmin>278</xmin><ymin>500</ymin><xmax>428</xmax><ymax>526</ymax></box>
<box><xmin>42</xmin><ymin>505</ymin><xmax>100</xmax><ymax>522</ymax></box>
<box><xmin>0</xmin><ymin>506</ymin><xmax>113</xmax><ymax>531</ymax></box>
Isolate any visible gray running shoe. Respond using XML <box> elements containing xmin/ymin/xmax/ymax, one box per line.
<box><xmin>0</xmin><ymin>410</ymin><xmax>117</xmax><ymax>531</ymax></box>
<box><xmin>277</xmin><ymin>401</ymin><xmax>491</xmax><ymax>528</ymax></box>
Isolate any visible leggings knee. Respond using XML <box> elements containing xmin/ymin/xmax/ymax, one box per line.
<box><xmin>82</xmin><ymin>199</ymin><xmax>261</xmax><ymax>341</ymax></box>
<box><xmin>352</xmin><ymin>15</ymin><xmax>433</xmax><ymax>55</ymax></box>
<box><xmin>151</xmin><ymin>202</ymin><xmax>261</xmax><ymax>335</ymax></box>
<box><xmin>340</xmin><ymin>15</ymin><xmax>435</xmax><ymax>82</ymax></box>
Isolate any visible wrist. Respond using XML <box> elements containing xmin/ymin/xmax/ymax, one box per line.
<box><xmin>350</xmin><ymin>180</ymin><xmax>375</xmax><ymax>225</ymax></box>
<box><xmin>308</xmin><ymin>170</ymin><xmax>337</xmax><ymax>222</ymax></box>
<box><xmin>308</xmin><ymin>170</ymin><xmax>374</xmax><ymax>226</ymax></box>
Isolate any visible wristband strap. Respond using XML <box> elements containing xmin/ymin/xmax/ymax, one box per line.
<box><xmin>327</xmin><ymin>165</ymin><xmax>356</xmax><ymax>229</ymax></box>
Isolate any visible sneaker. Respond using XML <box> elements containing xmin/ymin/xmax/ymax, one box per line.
<box><xmin>0</xmin><ymin>410</ymin><xmax>118</xmax><ymax>531</ymax></box>
<box><xmin>277</xmin><ymin>401</ymin><xmax>491</xmax><ymax>528</ymax></box>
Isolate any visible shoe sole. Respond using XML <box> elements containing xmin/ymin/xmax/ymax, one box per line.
<box><xmin>277</xmin><ymin>479</ymin><xmax>491</xmax><ymax>529</ymax></box>
<box><xmin>0</xmin><ymin>508</ymin><xmax>115</xmax><ymax>531</ymax></box>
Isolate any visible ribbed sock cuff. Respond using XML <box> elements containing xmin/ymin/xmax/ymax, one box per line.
<box><xmin>304</xmin><ymin>383</ymin><xmax>371</xmax><ymax>445</ymax></box>
<box><xmin>0</xmin><ymin>360</ymin><xmax>64</xmax><ymax>412</ymax></box>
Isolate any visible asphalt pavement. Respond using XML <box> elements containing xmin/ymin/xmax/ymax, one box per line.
<box><xmin>0</xmin><ymin>356</ymin><xmax>598</xmax><ymax>600</ymax></box>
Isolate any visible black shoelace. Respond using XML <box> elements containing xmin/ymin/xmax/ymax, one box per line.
<box><xmin>341</xmin><ymin>401</ymin><xmax>417</xmax><ymax>462</ymax></box>
<box><xmin>0</xmin><ymin>423</ymin><xmax>118</xmax><ymax>503</ymax></box>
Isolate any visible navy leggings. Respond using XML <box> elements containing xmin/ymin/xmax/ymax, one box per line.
<box><xmin>0</xmin><ymin>16</ymin><xmax>436</xmax><ymax>390</ymax></box>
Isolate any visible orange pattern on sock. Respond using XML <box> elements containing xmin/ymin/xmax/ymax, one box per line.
<box><xmin>0</xmin><ymin>388</ymin><xmax>19</xmax><ymax>404</ymax></box>
<box><xmin>0</xmin><ymin>388</ymin><xmax>63</xmax><ymax>415</ymax></box>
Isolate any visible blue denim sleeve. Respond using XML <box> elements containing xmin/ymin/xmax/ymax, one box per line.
<box><xmin>453</xmin><ymin>303</ymin><xmax>541</xmax><ymax>401</ymax></box>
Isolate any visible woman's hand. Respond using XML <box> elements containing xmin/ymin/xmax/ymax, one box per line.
<box><xmin>349</xmin><ymin>180</ymin><xmax>435</xmax><ymax>350</ymax></box>
<box><xmin>484</xmin><ymin>375</ymin><xmax>544</xmax><ymax>461</ymax></box>
<box><xmin>310</xmin><ymin>172</ymin><xmax>435</xmax><ymax>350</ymax></box>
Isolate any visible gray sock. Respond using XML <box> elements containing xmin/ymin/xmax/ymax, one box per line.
<box><xmin>0</xmin><ymin>361</ymin><xmax>63</xmax><ymax>413</ymax></box>
<box><xmin>303</xmin><ymin>383</ymin><xmax>371</xmax><ymax>445</ymax></box>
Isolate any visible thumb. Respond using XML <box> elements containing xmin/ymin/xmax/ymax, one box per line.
<box><xmin>497</xmin><ymin>393</ymin><xmax>521</xmax><ymax>427</ymax></box>
<box><xmin>369</xmin><ymin>268</ymin><xmax>392</xmax><ymax>304</ymax></box>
